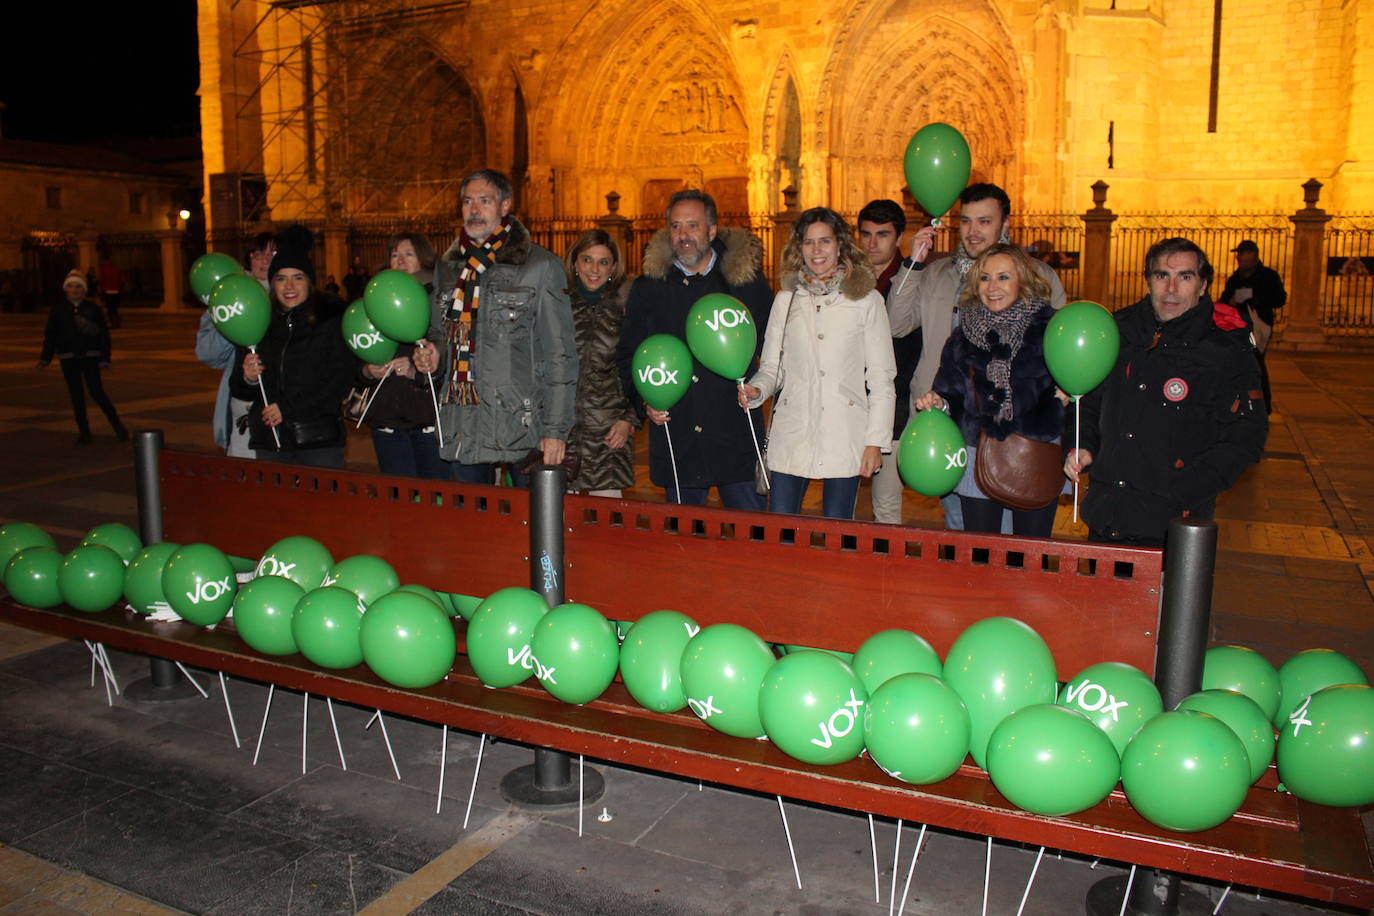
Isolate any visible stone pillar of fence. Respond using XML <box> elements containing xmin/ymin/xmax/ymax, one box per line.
<box><xmin>1080</xmin><ymin>181</ymin><xmax>1117</xmax><ymax>306</ymax></box>
<box><xmin>323</xmin><ymin>203</ymin><xmax>349</xmax><ymax>289</ymax></box>
<box><xmin>771</xmin><ymin>186</ymin><xmax>800</xmax><ymax>272</ymax></box>
<box><xmin>1275</xmin><ymin>179</ymin><xmax>1331</xmax><ymax>349</ymax></box>
<box><xmin>158</xmin><ymin>212</ymin><xmax>185</xmax><ymax>310</ymax></box>
<box><xmin>77</xmin><ymin>222</ymin><xmax>99</xmax><ymax>274</ymax></box>
<box><xmin>0</xmin><ymin>235</ymin><xmax>21</xmax><ymax>272</ymax></box>
<box><xmin>595</xmin><ymin>191</ymin><xmax>633</xmax><ymax>254</ymax></box>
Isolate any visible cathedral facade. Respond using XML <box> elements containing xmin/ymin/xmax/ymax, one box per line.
<box><xmin>197</xmin><ymin>0</ymin><xmax>1372</xmax><ymax>230</ymax></box>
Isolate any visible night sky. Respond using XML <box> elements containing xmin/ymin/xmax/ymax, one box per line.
<box><xmin>0</xmin><ymin>5</ymin><xmax>200</xmax><ymax>143</ymax></box>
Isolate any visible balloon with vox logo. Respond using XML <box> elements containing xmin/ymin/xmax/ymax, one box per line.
<box><xmin>631</xmin><ymin>334</ymin><xmax>695</xmax><ymax>497</ymax></box>
<box><xmin>161</xmin><ymin>543</ymin><xmax>238</xmax><ymax>626</ymax></box>
<box><xmin>208</xmin><ymin>272</ymin><xmax>279</xmax><ymax>446</ymax></box>
<box><xmin>685</xmin><ymin>293</ymin><xmax>757</xmax><ymax>382</ymax></box>
<box><xmin>759</xmin><ymin>650</ymin><xmax>869</xmax><ymax>766</ymax></box>
<box><xmin>903</xmin><ymin>122</ymin><xmax>972</xmax><ymax>225</ymax></box>
<box><xmin>341</xmin><ymin>301</ymin><xmax>401</xmax><ymax>428</ymax></box>
<box><xmin>896</xmin><ymin>407</ymin><xmax>967</xmax><ymax>497</ymax></box>
<box><xmin>189</xmin><ymin>252</ymin><xmax>244</xmax><ymax>306</ymax></box>
<box><xmin>362</xmin><ymin>268</ymin><xmax>443</xmax><ymax>443</ymax></box>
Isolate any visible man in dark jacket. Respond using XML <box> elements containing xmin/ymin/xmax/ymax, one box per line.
<box><xmin>1065</xmin><ymin>237</ymin><xmax>1267</xmax><ymax>547</ymax></box>
<box><xmin>38</xmin><ymin>270</ymin><xmax>127</xmax><ymax>445</ymax></box>
<box><xmin>615</xmin><ymin>190</ymin><xmax>772</xmax><ymax>508</ymax></box>
<box><xmin>1219</xmin><ymin>239</ymin><xmax>1285</xmax><ymax>412</ymax></box>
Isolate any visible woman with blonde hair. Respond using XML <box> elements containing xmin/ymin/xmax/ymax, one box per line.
<box><xmin>564</xmin><ymin>229</ymin><xmax>639</xmax><ymax>496</ymax></box>
<box><xmin>739</xmin><ymin>207</ymin><xmax>895</xmax><ymax>519</ymax></box>
<box><xmin>915</xmin><ymin>242</ymin><xmax>1065</xmax><ymax>536</ymax></box>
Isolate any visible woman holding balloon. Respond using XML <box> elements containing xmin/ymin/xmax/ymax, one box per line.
<box><xmin>914</xmin><ymin>243</ymin><xmax>1064</xmax><ymax>536</ymax></box>
<box><xmin>356</xmin><ymin>233</ymin><xmax>446</xmax><ymax>478</ymax></box>
<box><xmin>231</xmin><ymin>226</ymin><xmax>358</xmax><ymax>468</ymax></box>
<box><xmin>738</xmin><ymin>208</ymin><xmax>895</xmax><ymax>519</ymax></box>
<box><xmin>564</xmin><ymin>229</ymin><xmax>638</xmax><ymax>496</ymax></box>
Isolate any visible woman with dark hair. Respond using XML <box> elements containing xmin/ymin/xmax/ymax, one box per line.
<box><xmin>564</xmin><ymin>229</ymin><xmax>638</xmax><ymax>496</ymax></box>
<box><xmin>231</xmin><ymin>226</ymin><xmax>357</xmax><ymax>469</ymax></box>
<box><xmin>359</xmin><ymin>233</ymin><xmax>446</xmax><ymax>478</ymax></box>
<box><xmin>915</xmin><ymin>243</ymin><xmax>1065</xmax><ymax>536</ymax></box>
<box><xmin>738</xmin><ymin>208</ymin><xmax>895</xmax><ymax>519</ymax></box>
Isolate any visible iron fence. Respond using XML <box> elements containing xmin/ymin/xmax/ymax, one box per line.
<box><xmin>101</xmin><ymin>232</ymin><xmax>164</xmax><ymax>305</ymax></box>
<box><xmin>1321</xmin><ymin>215</ymin><xmax>1374</xmax><ymax>334</ymax></box>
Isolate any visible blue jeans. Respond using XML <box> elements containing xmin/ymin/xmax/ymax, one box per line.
<box><xmin>768</xmin><ymin>473</ymin><xmax>861</xmax><ymax>520</ymax></box>
<box><xmin>666</xmin><ymin>480</ymin><xmax>765</xmax><ymax>511</ymax></box>
<box><xmin>371</xmin><ymin>428</ymin><xmax>446</xmax><ymax>479</ymax></box>
<box><xmin>447</xmin><ymin>461</ymin><xmax>497</xmax><ymax>485</ymax></box>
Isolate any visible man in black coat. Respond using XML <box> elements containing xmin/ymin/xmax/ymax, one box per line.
<box><xmin>1065</xmin><ymin>237</ymin><xmax>1267</xmax><ymax>547</ymax></box>
<box><xmin>615</xmin><ymin>190</ymin><xmax>772</xmax><ymax>508</ymax></box>
<box><xmin>1219</xmin><ymin>239</ymin><xmax>1286</xmax><ymax>412</ymax></box>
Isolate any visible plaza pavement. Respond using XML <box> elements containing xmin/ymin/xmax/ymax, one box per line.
<box><xmin>0</xmin><ymin>310</ymin><xmax>1369</xmax><ymax>915</ymax></box>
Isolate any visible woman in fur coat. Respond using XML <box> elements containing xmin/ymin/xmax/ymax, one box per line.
<box><xmin>739</xmin><ymin>208</ymin><xmax>896</xmax><ymax>519</ymax></box>
<box><xmin>915</xmin><ymin>243</ymin><xmax>1065</xmax><ymax>536</ymax></box>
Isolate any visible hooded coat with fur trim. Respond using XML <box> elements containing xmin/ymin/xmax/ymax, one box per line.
<box><xmin>615</xmin><ymin>227</ymin><xmax>773</xmax><ymax>489</ymax></box>
<box><xmin>428</xmin><ymin>217</ymin><xmax>578</xmax><ymax>465</ymax></box>
<box><xmin>744</xmin><ymin>263</ymin><xmax>896</xmax><ymax>479</ymax></box>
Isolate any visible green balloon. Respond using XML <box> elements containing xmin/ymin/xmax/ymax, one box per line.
<box><xmin>759</xmin><ymin>651</ymin><xmax>868</xmax><ymax>765</ymax></box>
<box><xmin>323</xmin><ymin>555</ymin><xmax>399</xmax><ymax>610</ymax></box>
<box><xmin>896</xmin><ymin>409</ymin><xmax>967</xmax><ymax>497</ymax></box>
<box><xmin>631</xmin><ymin>333</ymin><xmax>694</xmax><ymax>411</ymax></box>
<box><xmin>231</xmin><ymin>575</ymin><xmax>304</xmax><ymax>656</ymax></box>
<box><xmin>79</xmin><ymin>523</ymin><xmax>142</xmax><ymax>565</ymax></box>
<box><xmin>988</xmin><ymin>704</ymin><xmax>1120</xmax><ymax>816</ymax></box>
<box><xmin>291</xmin><ymin>586</ymin><xmax>365</xmax><ymax>669</ymax></box>
<box><xmin>229</xmin><ymin>555</ymin><xmax>258</xmax><ymax>574</ymax></box>
<box><xmin>363</xmin><ymin>269</ymin><xmax>431</xmax><ymax>343</ymax></box>
<box><xmin>342</xmin><ymin>299</ymin><xmax>400</xmax><ymax>366</ymax></box>
<box><xmin>361</xmin><ymin>591</ymin><xmax>456</xmax><ymax>688</ymax></box>
<box><xmin>1044</xmin><ymin>301</ymin><xmax>1120</xmax><ymax>397</ymax></box>
<box><xmin>466</xmin><ymin>587</ymin><xmax>549</xmax><ymax>687</ymax></box>
<box><xmin>620</xmin><ymin>610</ymin><xmax>699</xmax><ymax>712</ymax></box>
<box><xmin>864</xmin><ymin>673</ymin><xmax>970</xmax><ymax>784</ymax></box>
<box><xmin>778</xmin><ymin>645</ymin><xmax>854</xmax><ymax>663</ymax></box>
<box><xmin>189</xmin><ymin>252</ymin><xmax>243</xmax><ymax>305</ymax></box>
<box><xmin>123</xmin><ymin>542</ymin><xmax>180</xmax><ymax>615</ymax></box>
<box><xmin>395</xmin><ymin>583</ymin><xmax>445</xmax><ymax>611</ymax></box>
<box><xmin>208</xmin><ymin>274</ymin><xmax>272</xmax><ymax>348</ymax></box>
<box><xmin>1179</xmin><ymin>689</ymin><xmax>1275</xmax><ymax>784</ymax></box>
<box><xmin>1277</xmin><ymin>684</ymin><xmax>1374</xmax><ymax>807</ymax></box>
<box><xmin>1057</xmin><ymin>661</ymin><xmax>1162</xmax><ymax>758</ymax></box>
<box><xmin>446</xmin><ymin>593</ymin><xmax>483</xmax><ymax>621</ymax></box>
<box><xmin>679</xmin><ymin>623</ymin><xmax>776</xmax><ymax>738</ymax></box>
<box><xmin>852</xmin><ymin>629</ymin><xmax>942</xmax><ymax>695</ymax></box>
<box><xmin>58</xmin><ymin>545</ymin><xmax>126</xmax><ymax>613</ymax></box>
<box><xmin>902</xmin><ymin>122</ymin><xmax>972</xmax><ymax>219</ymax></box>
<box><xmin>1121</xmin><ymin>710</ymin><xmax>1251</xmax><ymax>832</ymax></box>
<box><xmin>529</xmin><ymin>602</ymin><xmax>620</xmax><ymax>704</ymax></box>
<box><xmin>4</xmin><ymin>547</ymin><xmax>64</xmax><ymax>608</ymax></box>
<box><xmin>162</xmin><ymin>543</ymin><xmax>237</xmax><ymax>626</ymax></box>
<box><xmin>684</xmin><ymin>293</ymin><xmax>757</xmax><ymax>381</ymax></box>
<box><xmin>1203</xmin><ymin>645</ymin><xmax>1281</xmax><ymax>723</ymax></box>
<box><xmin>943</xmin><ymin>617</ymin><xmax>1058</xmax><ymax>769</ymax></box>
<box><xmin>1275</xmin><ymin>648</ymin><xmax>1368</xmax><ymax>728</ymax></box>
<box><xmin>256</xmin><ymin>536</ymin><xmax>333</xmax><ymax>591</ymax></box>
<box><xmin>0</xmin><ymin>522</ymin><xmax>56</xmax><ymax>568</ymax></box>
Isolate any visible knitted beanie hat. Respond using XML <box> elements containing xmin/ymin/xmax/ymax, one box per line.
<box><xmin>268</xmin><ymin>224</ymin><xmax>316</xmax><ymax>283</ymax></box>
<box><xmin>63</xmin><ymin>269</ymin><xmax>88</xmax><ymax>291</ymax></box>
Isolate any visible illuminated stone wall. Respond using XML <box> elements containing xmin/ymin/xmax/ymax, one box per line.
<box><xmin>197</xmin><ymin>0</ymin><xmax>1371</xmax><ymax>229</ymax></box>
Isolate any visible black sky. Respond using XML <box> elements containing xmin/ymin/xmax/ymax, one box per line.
<box><xmin>0</xmin><ymin>5</ymin><xmax>200</xmax><ymax>143</ymax></box>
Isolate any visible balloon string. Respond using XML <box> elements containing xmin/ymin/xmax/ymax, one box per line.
<box><xmin>356</xmin><ymin>365</ymin><xmax>393</xmax><ymax>428</ymax></box>
<box><xmin>250</xmin><ymin>345</ymin><xmax>282</xmax><ymax>449</ymax></box>
<box><xmin>1073</xmin><ymin>396</ymin><xmax>1081</xmax><ymax>525</ymax></box>
<box><xmin>423</xmin><ymin>344</ymin><xmax>444</xmax><ymax>446</ymax></box>
<box><xmin>664</xmin><ymin>419</ymin><xmax>682</xmax><ymax>502</ymax></box>
<box><xmin>742</xmin><ymin>381</ymin><xmax>769</xmax><ymax>492</ymax></box>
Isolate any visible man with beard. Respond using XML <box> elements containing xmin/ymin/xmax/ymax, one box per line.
<box><xmin>413</xmin><ymin>169</ymin><xmax>577</xmax><ymax>484</ymax></box>
<box><xmin>887</xmin><ymin>183</ymin><xmax>1066</xmax><ymax>528</ymax></box>
<box><xmin>615</xmin><ymin>189</ymin><xmax>772</xmax><ymax>508</ymax></box>
<box><xmin>1065</xmin><ymin>237</ymin><xmax>1266</xmax><ymax>547</ymax></box>
<box><xmin>1218</xmin><ymin>239</ymin><xmax>1285</xmax><ymax>412</ymax></box>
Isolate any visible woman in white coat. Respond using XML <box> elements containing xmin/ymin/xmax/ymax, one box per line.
<box><xmin>739</xmin><ymin>208</ymin><xmax>896</xmax><ymax>519</ymax></box>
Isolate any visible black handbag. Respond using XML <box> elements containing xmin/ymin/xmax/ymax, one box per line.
<box><xmin>281</xmin><ymin>416</ymin><xmax>344</xmax><ymax>450</ymax></box>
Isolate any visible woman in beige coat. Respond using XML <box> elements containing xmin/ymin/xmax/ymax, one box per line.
<box><xmin>739</xmin><ymin>208</ymin><xmax>896</xmax><ymax>519</ymax></box>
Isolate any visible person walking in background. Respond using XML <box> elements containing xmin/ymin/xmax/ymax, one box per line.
<box><xmin>564</xmin><ymin>229</ymin><xmax>639</xmax><ymax>497</ymax></box>
<box><xmin>1219</xmin><ymin>239</ymin><xmax>1285</xmax><ymax>413</ymax></box>
<box><xmin>343</xmin><ymin>256</ymin><xmax>370</xmax><ymax>302</ymax></box>
<box><xmin>361</xmin><ymin>233</ymin><xmax>446</xmax><ymax>478</ymax></box>
<box><xmin>38</xmin><ymin>270</ymin><xmax>127</xmax><ymax>446</ymax></box>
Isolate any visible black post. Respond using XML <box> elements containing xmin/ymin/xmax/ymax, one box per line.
<box><xmin>125</xmin><ymin>430</ymin><xmax>195</xmax><ymax>699</ymax></box>
<box><xmin>499</xmin><ymin>465</ymin><xmax>605</xmax><ymax>808</ymax></box>
<box><xmin>1087</xmin><ymin>518</ymin><xmax>1218</xmax><ymax>915</ymax></box>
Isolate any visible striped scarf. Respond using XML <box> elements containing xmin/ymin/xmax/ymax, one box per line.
<box><xmin>443</xmin><ymin>223</ymin><xmax>509</xmax><ymax>405</ymax></box>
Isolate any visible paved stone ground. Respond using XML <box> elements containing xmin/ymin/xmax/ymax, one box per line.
<box><xmin>0</xmin><ymin>310</ymin><xmax>1368</xmax><ymax>915</ymax></box>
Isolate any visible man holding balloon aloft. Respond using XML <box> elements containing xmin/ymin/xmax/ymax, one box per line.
<box><xmin>1064</xmin><ymin>238</ymin><xmax>1266</xmax><ymax>547</ymax></box>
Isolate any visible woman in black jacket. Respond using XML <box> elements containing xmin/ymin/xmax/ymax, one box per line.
<box><xmin>232</xmin><ymin>227</ymin><xmax>357</xmax><ymax>469</ymax></box>
<box><xmin>915</xmin><ymin>243</ymin><xmax>1065</xmax><ymax>537</ymax></box>
<box><xmin>38</xmin><ymin>270</ymin><xmax>127</xmax><ymax>445</ymax></box>
<box><xmin>361</xmin><ymin>233</ymin><xmax>445</xmax><ymax>478</ymax></box>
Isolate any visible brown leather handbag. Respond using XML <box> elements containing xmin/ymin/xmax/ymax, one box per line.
<box><xmin>973</xmin><ymin>430</ymin><xmax>1063</xmax><ymax>511</ymax></box>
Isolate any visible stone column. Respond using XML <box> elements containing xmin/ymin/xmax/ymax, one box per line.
<box><xmin>1275</xmin><ymin>179</ymin><xmax>1331</xmax><ymax>349</ymax></box>
<box><xmin>1080</xmin><ymin>181</ymin><xmax>1117</xmax><ymax>307</ymax></box>
<box><xmin>158</xmin><ymin>214</ymin><xmax>186</xmax><ymax>310</ymax></box>
<box><xmin>323</xmin><ymin>204</ymin><xmax>348</xmax><ymax>294</ymax></box>
<box><xmin>769</xmin><ymin>186</ymin><xmax>800</xmax><ymax>277</ymax></box>
<box><xmin>595</xmin><ymin>191</ymin><xmax>633</xmax><ymax>254</ymax></box>
<box><xmin>0</xmin><ymin>235</ymin><xmax>23</xmax><ymax>272</ymax></box>
<box><xmin>77</xmin><ymin>222</ymin><xmax>100</xmax><ymax>274</ymax></box>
